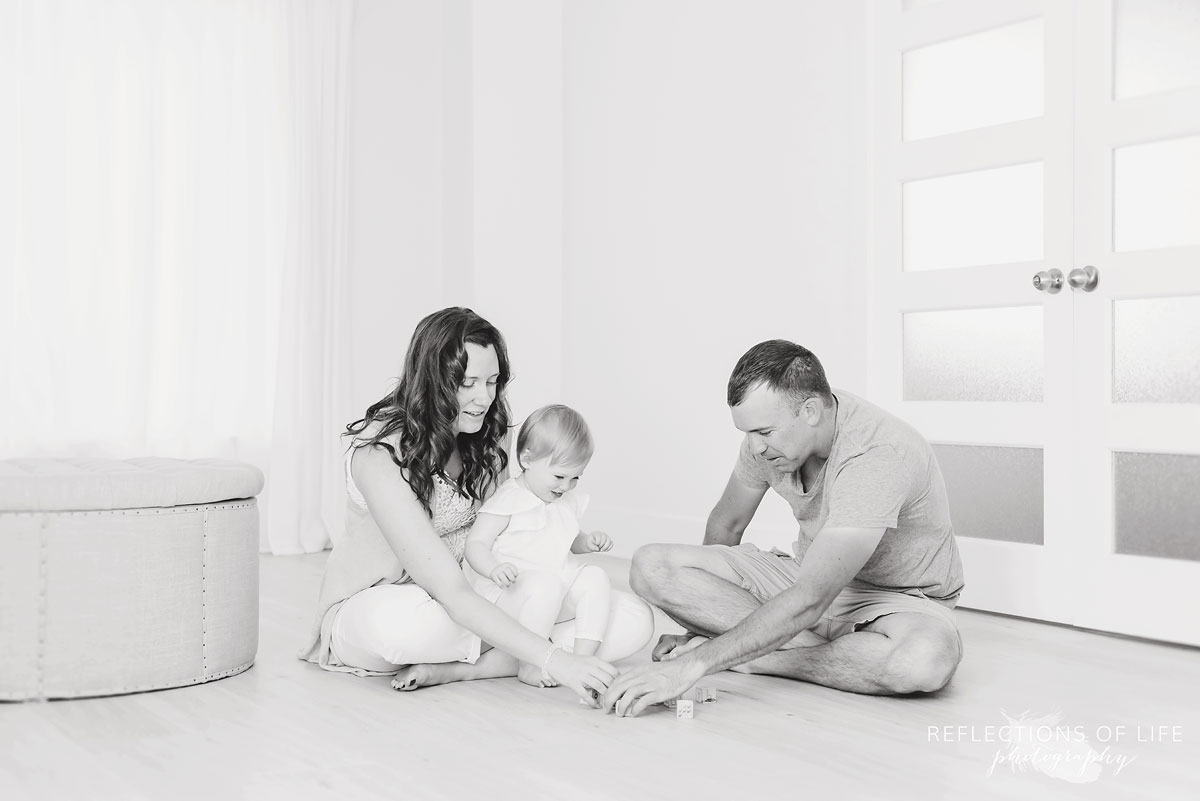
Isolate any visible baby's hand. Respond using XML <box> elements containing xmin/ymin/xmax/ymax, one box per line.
<box><xmin>587</xmin><ymin>531</ymin><xmax>613</xmax><ymax>553</ymax></box>
<box><xmin>490</xmin><ymin>563</ymin><xmax>518</xmax><ymax>588</ymax></box>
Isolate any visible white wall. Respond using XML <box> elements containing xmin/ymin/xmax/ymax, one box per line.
<box><xmin>348</xmin><ymin>0</ymin><xmax>565</xmax><ymax>424</ymax></box>
<box><xmin>468</xmin><ymin>1</ymin><xmax>565</xmax><ymax>423</ymax></box>
<box><xmin>348</xmin><ymin>0</ymin><xmax>456</xmax><ymax>415</ymax></box>
<box><xmin>348</xmin><ymin>0</ymin><xmax>871</xmax><ymax>555</ymax></box>
<box><xmin>563</xmin><ymin>0</ymin><xmax>871</xmax><ymax>554</ymax></box>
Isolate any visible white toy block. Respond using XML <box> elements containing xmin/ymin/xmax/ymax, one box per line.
<box><xmin>675</xmin><ymin>699</ymin><xmax>694</xmax><ymax>719</ymax></box>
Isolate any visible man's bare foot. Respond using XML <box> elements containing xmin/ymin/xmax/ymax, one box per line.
<box><xmin>654</xmin><ymin>634</ymin><xmax>755</xmax><ymax>672</ymax></box>
<box><xmin>391</xmin><ymin>663</ymin><xmax>459</xmax><ymax>691</ymax></box>
<box><xmin>517</xmin><ymin>662</ymin><xmax>557</xmax><ymax>688</ymax></box>
<box><xmin>652</xmin><ymin>633</ymin><xmax>709</xmax><ymax>662</ymax></box>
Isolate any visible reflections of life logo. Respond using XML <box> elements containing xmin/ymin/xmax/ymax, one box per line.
<box><xmin>929</xmin><ymin>710</ymin><xmax>1184</xmax><ymax>783</ymax></box>
<box><xmin>988</xmin><ymin>711</ymin><xmax>1131</xmax><ymax>782</ymax></box>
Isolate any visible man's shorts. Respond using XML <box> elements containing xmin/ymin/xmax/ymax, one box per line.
<box><xmin>718</xmin><ymin>543</ymin><xmax>960</xmax><ymax>642</ymax></box>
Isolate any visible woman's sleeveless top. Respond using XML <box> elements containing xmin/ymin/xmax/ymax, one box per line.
<box><xmin>298</xmin><ymin>444</ymin><xmax>478</xmax><ymax>675</ymax></box>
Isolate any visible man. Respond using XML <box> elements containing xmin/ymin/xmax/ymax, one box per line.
<box><xmin>601</xmin><ymin>340</ymin><xmax>964</xmax><ymax>717</ymax></box>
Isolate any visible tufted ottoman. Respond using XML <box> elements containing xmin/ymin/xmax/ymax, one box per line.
<box><xmin>0</xmin><ymin>458</ymin><xmax>264</xmax><ymax>701</ymax></box>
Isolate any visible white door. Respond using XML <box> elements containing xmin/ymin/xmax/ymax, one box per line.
<box><xmin>1070</xmin><ymin>0</ymin><xmax>1200</xmax><ymax>645</ymax></box>
<box><xmin>869</xmin><ymin>0</ymin><xmax>1079</xmax><ymax>623</ymax></box>
<box><xmin>868</xmin><ymin>0</ymin><xmax>1200</xmax><ymax>645</ymax></box>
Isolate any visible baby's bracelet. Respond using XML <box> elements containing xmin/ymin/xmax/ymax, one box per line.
<box><xmin>541</xmin><ymin>644</ymin><xmax>562</xmax><ymax>682</ymax></box>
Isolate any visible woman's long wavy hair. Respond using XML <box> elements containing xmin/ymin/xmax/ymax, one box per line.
<box><xmin>345</xmin><ymin>307</ymin><xmax>512</xmax><ymax>516</ymax></box>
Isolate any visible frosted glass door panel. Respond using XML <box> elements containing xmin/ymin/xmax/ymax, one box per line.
<box><xmin>1114</xmin><ymin>136</ymin><xmax>1200</xmax><ymax>252</ymax></box>
<box><xmin>1114</xmin><ymin>296</ymin><xmax>1200</xmax><ymax>403</ymax></box>
<box><xmin>904</xmin><ymin>163</ymin><xmax>1043</xmax><ymax>272</ymax></box>
<box><xmin>934</xmin><ymin>444</ymin><xmax>1044</xmax><ymax>544</ymax></box>
<box><xmin>1114</xmin><ymin>452</ymin><xmax>1200</xmax><ymax>561</ymax></box>
<box><xmin>1114</xmin><ymin>0</ymin><xmax>1200</xmax><ymax>99</ymax></box>
<box><xmin>903</xmin><ymin>20</ymin><xmax>1043</xmax><ymax>141</ymax></box>
<box><xmin>903</xmin><ymin>306</ymin><xmax>1044</xmax><ymax>401</ymax></box>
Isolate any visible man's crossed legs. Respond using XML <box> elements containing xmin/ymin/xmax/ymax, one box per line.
<box><xmin>630</xmin><ymin>542</ymin><xmax>962</xmax><ymax>695</ymax></box>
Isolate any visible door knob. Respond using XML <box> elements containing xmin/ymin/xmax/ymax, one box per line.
<box><xmin>1032</xmin><ymin>269</ymin><xmax>1064</xmax><ymax>293</ymax></box>
<box><xmin>1068</xmin><ymin>265</ymin><xmax>1099</xmax><ymax>292</ymax></box>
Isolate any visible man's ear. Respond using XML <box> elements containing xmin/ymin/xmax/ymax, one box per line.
<box><xmin>801</xmin><ymin>397</ymin><xmax>822</xmax><ymax>425</ymax></box>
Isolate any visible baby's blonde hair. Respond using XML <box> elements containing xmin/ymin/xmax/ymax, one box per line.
<box><xmin>517</xmin><ymin>405</ymin><xmax>593</xmax><ymax>469</ymax></box>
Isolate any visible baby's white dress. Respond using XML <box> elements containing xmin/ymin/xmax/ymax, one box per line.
<box><xmin>463</xmin><ymin>477</ymin><xmax>590</xmax><ymax>603</ymax></box>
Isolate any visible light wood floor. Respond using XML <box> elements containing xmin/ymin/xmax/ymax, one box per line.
<box><xmin>2</xmin><ymin>552</ymin><xmax>1198</xmax><ymax>801</ymax></box>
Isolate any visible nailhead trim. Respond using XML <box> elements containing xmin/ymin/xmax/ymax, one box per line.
<box><xmin>0</xmin><ymin>660</ymin><xmax>256</xmax><ymax>702</ymax></box>
<box><xmin>202</xmin><ymin>507</ymin><xmax>209</xmax><ymax>677</ymax></box>
<box><xmin>1</xmin><ymin>498</ymin><xmax>258</xmax><ymax>702</ymax></box>
<box><xmin>35</xmin><ymin>518</ymin><xmax>48</xmax><ymax>701</ymax></box>
<box><xmin>0</xmin><ymin>500</ymin><xmax>257</xmax><ymax>519</ymax></box>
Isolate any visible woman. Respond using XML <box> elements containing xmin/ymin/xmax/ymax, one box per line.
<box><xmin>300</xmin><ymin>307</ymin><xmax>654</xmax><ymax>703</ymax></box>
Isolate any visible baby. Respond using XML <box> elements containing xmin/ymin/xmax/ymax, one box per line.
<box><xmin>463</xmin><ymin>404</ymin><xmax>614</xmax><ymax>688</ymax></box>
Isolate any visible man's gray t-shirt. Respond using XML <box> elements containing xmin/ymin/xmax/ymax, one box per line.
<box><xmin>734</xmin><ymin>389</ymin><xmax>964</xmax><ymax>602</ymax></box>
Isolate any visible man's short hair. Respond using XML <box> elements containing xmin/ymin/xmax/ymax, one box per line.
<box><xmin>727</xmin><ymin>340</ymin><xmax>833</xmax><ymax>410</ymax></box>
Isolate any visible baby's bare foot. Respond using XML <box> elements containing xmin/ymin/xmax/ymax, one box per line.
<box><xmin>517</xmin><ymin>662</ymin><xmax>557</xmax><ymax>688</ymax></box>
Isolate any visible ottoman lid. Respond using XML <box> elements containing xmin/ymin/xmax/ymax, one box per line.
<box><xmin>0</xmin><ymin>458</ymin><xmax>265</xmax><ymax>512</ymax></box>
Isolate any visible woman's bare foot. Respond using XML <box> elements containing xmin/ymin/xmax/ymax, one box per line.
<box><xmin>391</xmin><ymin>663</ymin><xmax>464</xmax><ymax>691</ymax></box>
<box><xmin>516</xmin><ymin>662</ymin><xmax>558</xmax><ymax>688</ymax></box>
<box><xmin>391</xmin><ymin>648</ymin><xmax>527</xmax><ymax>691</ymax></box>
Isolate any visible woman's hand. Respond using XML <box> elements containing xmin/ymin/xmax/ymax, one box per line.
<box><xmin>489</xmin><ymin>562</ymin><xmax>518</xmax><ymax>588</ymax></box>
<box><xmin>545</xmin><ymin>648</ymin><xmax>618</xmax><ymax>707</ymax></box>
<box><xmin>586</xmin><ymin>530</ymin><xmax>613</xmax><ymax>552</ymax></box>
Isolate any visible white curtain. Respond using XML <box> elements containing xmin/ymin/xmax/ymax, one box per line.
<box><xmin>0</xmin><ymin>0</ymin><xmax>354</xmax><ymax>554</ymax></box>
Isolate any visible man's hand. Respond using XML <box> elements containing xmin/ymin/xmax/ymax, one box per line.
<box><xmin>600</xmin><ymin>657</ymin><xmax>707</xmax><ymax>717</ymax></box>
<box><xmin>586</xmin><ymin>530</ymin><xmax>613</xmax><ymax>553</ymax></box>
<box><xmin>489</xmin><ymin>562</ymin><xmax>518</xmax><ymax>588</ymax></box>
